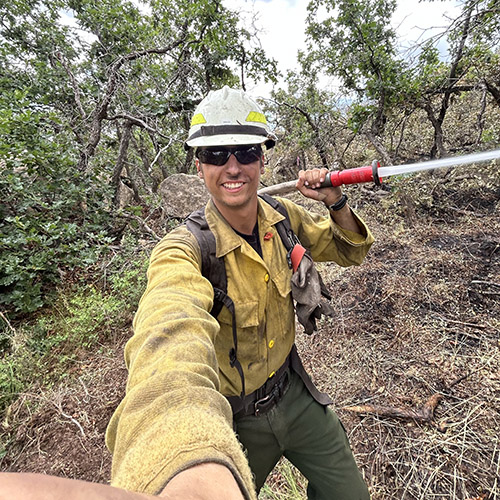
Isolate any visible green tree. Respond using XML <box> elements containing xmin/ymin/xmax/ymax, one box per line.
<box><xmin>0</xmin><ymin>0</ymin><xmax>279</xmax><ymax>314</ymax></box>
<box><xmin>303</xmin><ymin>0</ymin><xmax>410</xmax><ymax>163</ymax></box>
<box><xmin>410</xmin><ymin>0</ymin><xmax>500</xmax><ymax>157</ymax></box>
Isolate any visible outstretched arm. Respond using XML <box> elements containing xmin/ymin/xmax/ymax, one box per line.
<box><xmin>106</xmin><ymin>228</ymin><xmax>255</xmax><ymax>498</ymax></box>
<box><xmin>0</xmin><ymin>465</ymin><xmax>244</xmax><ymax>500</ymax></box>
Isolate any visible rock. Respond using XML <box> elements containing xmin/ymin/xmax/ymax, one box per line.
<box><xmin>159</xmin><ymin>173</ymin><xmax>210</xmax><ymax>218</ymax></box>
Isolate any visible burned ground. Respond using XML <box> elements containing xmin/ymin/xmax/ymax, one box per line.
<box><xmin>1</xmin><ymin>163</ymin><xmax>499</xmax><ymax>499</ymax></box>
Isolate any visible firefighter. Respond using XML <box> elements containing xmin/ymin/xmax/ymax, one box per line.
<box><xmin>0</xmin><ymin>86</ymin><xmax>373</xmax><ymax>500</ymax></box>
<box><xmin>106</xmin><ymin>86</ymin><xmax>373</xmax><ymax>499</ymax></box>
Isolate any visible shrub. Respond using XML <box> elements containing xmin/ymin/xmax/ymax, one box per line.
<box><xmin>0</xmin><ymin>90</ymin><xmax>114</xmax><ymax>314</ymax></box>
<box><xmin>0</xmin><ymin>244</ymin><xmax>148</xmax><ymax>413</ymax></box>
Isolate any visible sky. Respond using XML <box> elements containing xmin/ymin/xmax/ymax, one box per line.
<box><xmin>222</xmin><ymin>0</ymin><xmax>462</xmax><ymax>98</ymax></box>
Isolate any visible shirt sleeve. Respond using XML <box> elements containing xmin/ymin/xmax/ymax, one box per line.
<box><xmin>277</xmin><ymin>197</ymin><xmax>375</xmax><ymax>266</ymax></box>
<box><xmin>105</xmin><ymin>226</ymin><xmax>256</xmax><ymax>499</ymax></box>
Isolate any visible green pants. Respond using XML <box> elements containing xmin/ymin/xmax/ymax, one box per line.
<box><xmin>234</xmin><ymin>369</ymin><xmax>370</xmax><ymax>500</ymax></box>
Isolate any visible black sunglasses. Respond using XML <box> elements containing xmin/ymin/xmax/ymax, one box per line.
<box><xmin>196</xmin><ymin>145</ymin><xmax>262</xmax><ymax>166</ymax></box>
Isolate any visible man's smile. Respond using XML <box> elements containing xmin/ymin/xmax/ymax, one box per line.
<box><xmin>222</xmin><ymin>181</ymin><xmax>244</xmax><ymax>190</ymax></box>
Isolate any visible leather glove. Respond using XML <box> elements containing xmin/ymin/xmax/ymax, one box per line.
<box><xmin>291</xmin><ymin>251</ymin><xmax>334</xmax><ymax>334</ymax></box>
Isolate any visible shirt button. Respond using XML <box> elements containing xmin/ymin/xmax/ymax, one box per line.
<box><xmin>268</xmin><ymin>340</ymin><xmax>275</xmax><ymax>349</ymax></box>
<box><xmin>264</xmin><ymin>273</ymin><xmax>270</xmax><ymax>282</ymax></box>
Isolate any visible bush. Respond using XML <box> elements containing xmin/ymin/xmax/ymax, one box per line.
<box><xmin>0</xmin><ymin>243</ymin><xmax>148</xmax><ymax>413</ymax></box>
<box><xmin>0</xmin><ymin>90</ymin><xmax>114</xmax><ymax>314</ymax></box>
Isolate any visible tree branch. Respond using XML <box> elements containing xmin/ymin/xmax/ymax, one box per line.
<box><xmin>54</xmin><ymin>52</ymin><xmax>86</xmax><ymax>119</ymax></box>
<box><xmin>343</xmin><ymin>393</ymin><xmax>443</xmax><ymax>423</ymax></box>
<box><xmin>112</xmin><ymin>121</ymin><xmax>133</xmax><ymax>207</ymax></box>
<box><xmin>108</xmin><ymin>113</ymin><xmax>174</xmax><ymax>140</ymax></box>
<box><xmin>78</xmin><ymin>37</ymin><xmax>187</xmax><ymax>173</ymax></box>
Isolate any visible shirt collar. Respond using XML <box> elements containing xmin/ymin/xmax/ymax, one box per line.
<box><xmin>204</xmin><ymin>197</ymin><xmax>286</xmax><ymax>258</ymax></box>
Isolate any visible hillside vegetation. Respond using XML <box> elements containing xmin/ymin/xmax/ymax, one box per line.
<box><xmin>1</xmin><ymin>0</ymin><xmax>499</xmax><ymax>498</ymax></box>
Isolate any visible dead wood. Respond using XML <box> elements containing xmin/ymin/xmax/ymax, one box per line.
<box><xmin>343</xmin><ymin>393</ymin><xmax>443</xmax><ymax>422</ymax></box>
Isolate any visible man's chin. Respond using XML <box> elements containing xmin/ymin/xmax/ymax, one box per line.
<box><xmin>215</xmin><ymin>194</ymin><xmax>254</xmax><ymax>210</ymax></box>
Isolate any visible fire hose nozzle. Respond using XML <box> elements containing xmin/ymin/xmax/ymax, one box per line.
<box><xmin>321</xmin><ymin>160</ymin><xmax>382</xmax><ymax>188</ymax></box>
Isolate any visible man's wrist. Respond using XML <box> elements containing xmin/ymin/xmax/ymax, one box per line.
<box><xmin>327</xmin><ymin>193</ymin><xmax>349</xmax><ymax>211</ymax></box>
<box><xmin>160</xmin><ymin>463</ymin><xmax>245</xmax><ymax>500</ymax></box>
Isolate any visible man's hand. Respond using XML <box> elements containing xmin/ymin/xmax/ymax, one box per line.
<box><xmin>296</xmin><ymin>168</ymin><xmax>343</xmax><ymax>206</ymax></box>
<box><xmin>296</xmin><ymin>168</ymin><xmax>362</xmax><ymax>235</ymax></box>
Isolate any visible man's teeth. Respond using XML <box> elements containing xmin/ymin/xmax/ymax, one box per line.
<box><xmin>224</xmin><ymin>182</ymin><xmax>243</xmax><ymax>189</ymax></box>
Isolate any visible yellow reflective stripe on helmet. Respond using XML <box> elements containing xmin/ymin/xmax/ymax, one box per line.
<box><xmin>246</xmin><ymin>111</ymin><xmax>267</xmax><ymax>124</ymax></box>
<box><xmin>190</xmin><ymin>113</ymin><xmax>207</xmax><ymax>127</ymax></box>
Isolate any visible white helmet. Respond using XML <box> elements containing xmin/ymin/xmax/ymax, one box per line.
<box><xmin>184</xmin><ymin>86</ymin><xmax>277</xmax><ymax>150</ymax></box>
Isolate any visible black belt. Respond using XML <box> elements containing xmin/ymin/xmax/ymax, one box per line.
<box><xmin>227</xmin><ymin>354</ymin><xmax>291</xmax><ymax>418</ymax></box>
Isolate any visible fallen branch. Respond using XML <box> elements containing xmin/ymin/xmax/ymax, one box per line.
<box><xmin>118</xmin><ymin>212</ymin><xmax>162</xmax><ymax>241</ymax></box>
<box><xmin>436</xmin><ymin>314</ymin><xmax>489</xmax><ymax>330</ymax></box>
<box><xmin>470</xmin><ymin>280</ymin><xmax>500</xmax><ymax>288</ymax></box>
<box><xmin>54</xmin><ymin>403</ymin><xmax>86</xmax><ymax>438</ymax></box>
<box><xmin>343</xmin><ymin>393</ymin><xmax>443</xmax><ymax>422</ymax></box>
<box><xmin>0</xmin><ymin>311</ymin><xmax>15</xmax><ymax>333</ymax></box>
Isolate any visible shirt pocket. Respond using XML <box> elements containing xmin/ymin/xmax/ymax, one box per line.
<box><xmin>271</xmin><ymin>267</ymin><xmax>292</xmax><ymax>297</ymax></box>
<box><xmin>217</xmin><ymin>300</ymin><xmax>261</xmax><ymax>362</ymax></box>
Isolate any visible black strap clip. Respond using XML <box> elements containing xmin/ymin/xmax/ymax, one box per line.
<box><xmin>229</xmin><ymin>347</ymin><xmax>237</xmax><ymax>368</ymax></box>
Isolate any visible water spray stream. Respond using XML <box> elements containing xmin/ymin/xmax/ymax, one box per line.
<box><xmin>377</xmin><ymin>149</ymin><xmax>500</xmax><ymax>178</ymax></box>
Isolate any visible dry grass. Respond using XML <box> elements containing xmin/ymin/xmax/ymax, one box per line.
<box><xmin>0</xmin><ymin>347</ymin><xmax>128</xmax><ymax>482</ymax></box>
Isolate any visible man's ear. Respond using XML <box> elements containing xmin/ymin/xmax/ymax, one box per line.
<box><xmin>196</xmin><ymin>159</ymin><xmax>203</xmax><ymax>178</ymax></box>
<box><xmin>260</xmin><ymin>156</ymin><xmax>265</xmax><ymax>174</ymax></box>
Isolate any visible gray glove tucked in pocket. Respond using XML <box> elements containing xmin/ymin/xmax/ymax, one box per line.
<box><xmin>291</xmin><ymin>251</ymin><xmax>334</xmax><ymax>334</ymax></box>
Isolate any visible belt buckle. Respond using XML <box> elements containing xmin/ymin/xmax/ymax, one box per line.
<box><xmin>254</xmin><ymin>393</ymin><xmax>274</xmax><ymax>417</ymax></box>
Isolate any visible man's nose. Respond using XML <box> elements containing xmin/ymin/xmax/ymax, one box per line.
<box><xmin>224</xmin><ymin>153</ymin><xmax>242</xmax><ymax>173</ymax></box>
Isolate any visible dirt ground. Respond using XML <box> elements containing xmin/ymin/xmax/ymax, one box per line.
<box><xmin>1</xmin><ymin>163</ymin><xmax>499</xmax><ymax>499</ymax></box>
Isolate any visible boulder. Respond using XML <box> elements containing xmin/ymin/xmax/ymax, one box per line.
<box><xmin>159</xmin><ymin>173</ymin><xmax>210</xmax><ymax>218</ymax></box>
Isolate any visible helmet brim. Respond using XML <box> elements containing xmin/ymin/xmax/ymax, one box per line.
<box><xmin>185</xmin><ymin>134</ymin><xmax>276</xmax><ymax>151</ymax></box>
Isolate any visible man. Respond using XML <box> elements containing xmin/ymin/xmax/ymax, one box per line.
<box><xmin>0</xmin><ymin>86</ymin><xmax>372</xmax><ymax>500</ymax></box>
<box><xmin>106</xmin><ymin>86</ymin><xmax>373</xmax><ymax>499</ymax></box>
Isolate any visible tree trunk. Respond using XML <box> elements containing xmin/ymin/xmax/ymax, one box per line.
<box><xmin>181</xmin><ymin>148</ymin><xmax>194</xmax><ymax>174</ymax></box>
<box><xmin>112</xmin><ymin>121</ymin><xmax>133</xmax><ymax>207</ymax></box>
<box><xmin>364</xmin><ymin>131</ymin><xmax>392</xmax><ymax>166</ymax></box>
<box><xmin>424</xmin><ymin>102</ymin><xmax>447</xmax><ymax>159</ymax></box>
<box><xmin>124</xmin><ymin>163</ymin><xmax>144</xmax><ymax>205</ymax></box>
<box><xmin>485</xmin><ymin>80</ymin><xmax>500</xmax><ymax>108</ymax></box>
<box><xmin>427</xmin><ymin>3</ymin><xmax>473</xmax><ymax>158</ymax></box>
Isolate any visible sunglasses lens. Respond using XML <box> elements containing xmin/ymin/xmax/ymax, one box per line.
<box><xmin>197</xmin><ymin>149</ymin><xmax>231</xmax><ymax>166</ymax></box>
<box><xmin>197</xmin><ymin>145</ymin><xmax>262</xmax><ymax>166</ymax></box>
<box><xmin>234</xmin><ymin>146</ymin><xmax>261</xmax><ymax>164</ymax></box>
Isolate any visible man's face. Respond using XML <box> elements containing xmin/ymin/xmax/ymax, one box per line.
<box><xmin>196</xmin><ymin>144</ymin><xmax>264</xmax><ymax>211</ymax></box>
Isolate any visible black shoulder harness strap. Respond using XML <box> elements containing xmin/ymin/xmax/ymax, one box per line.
<box><xmin>259</xmin><ymin>193</ymin><xmax>302</xmax><ymax>269</ymax></box>
<box><xmin>185</xmin><ymin>195</ymin><xmax>298</xmax><ymax>400</ymax></box>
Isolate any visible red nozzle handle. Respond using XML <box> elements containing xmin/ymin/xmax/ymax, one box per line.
<box><xmin>321</xmin><ymin>160</ymin><xmax>382</xmax><ymax>187</ymax></box>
